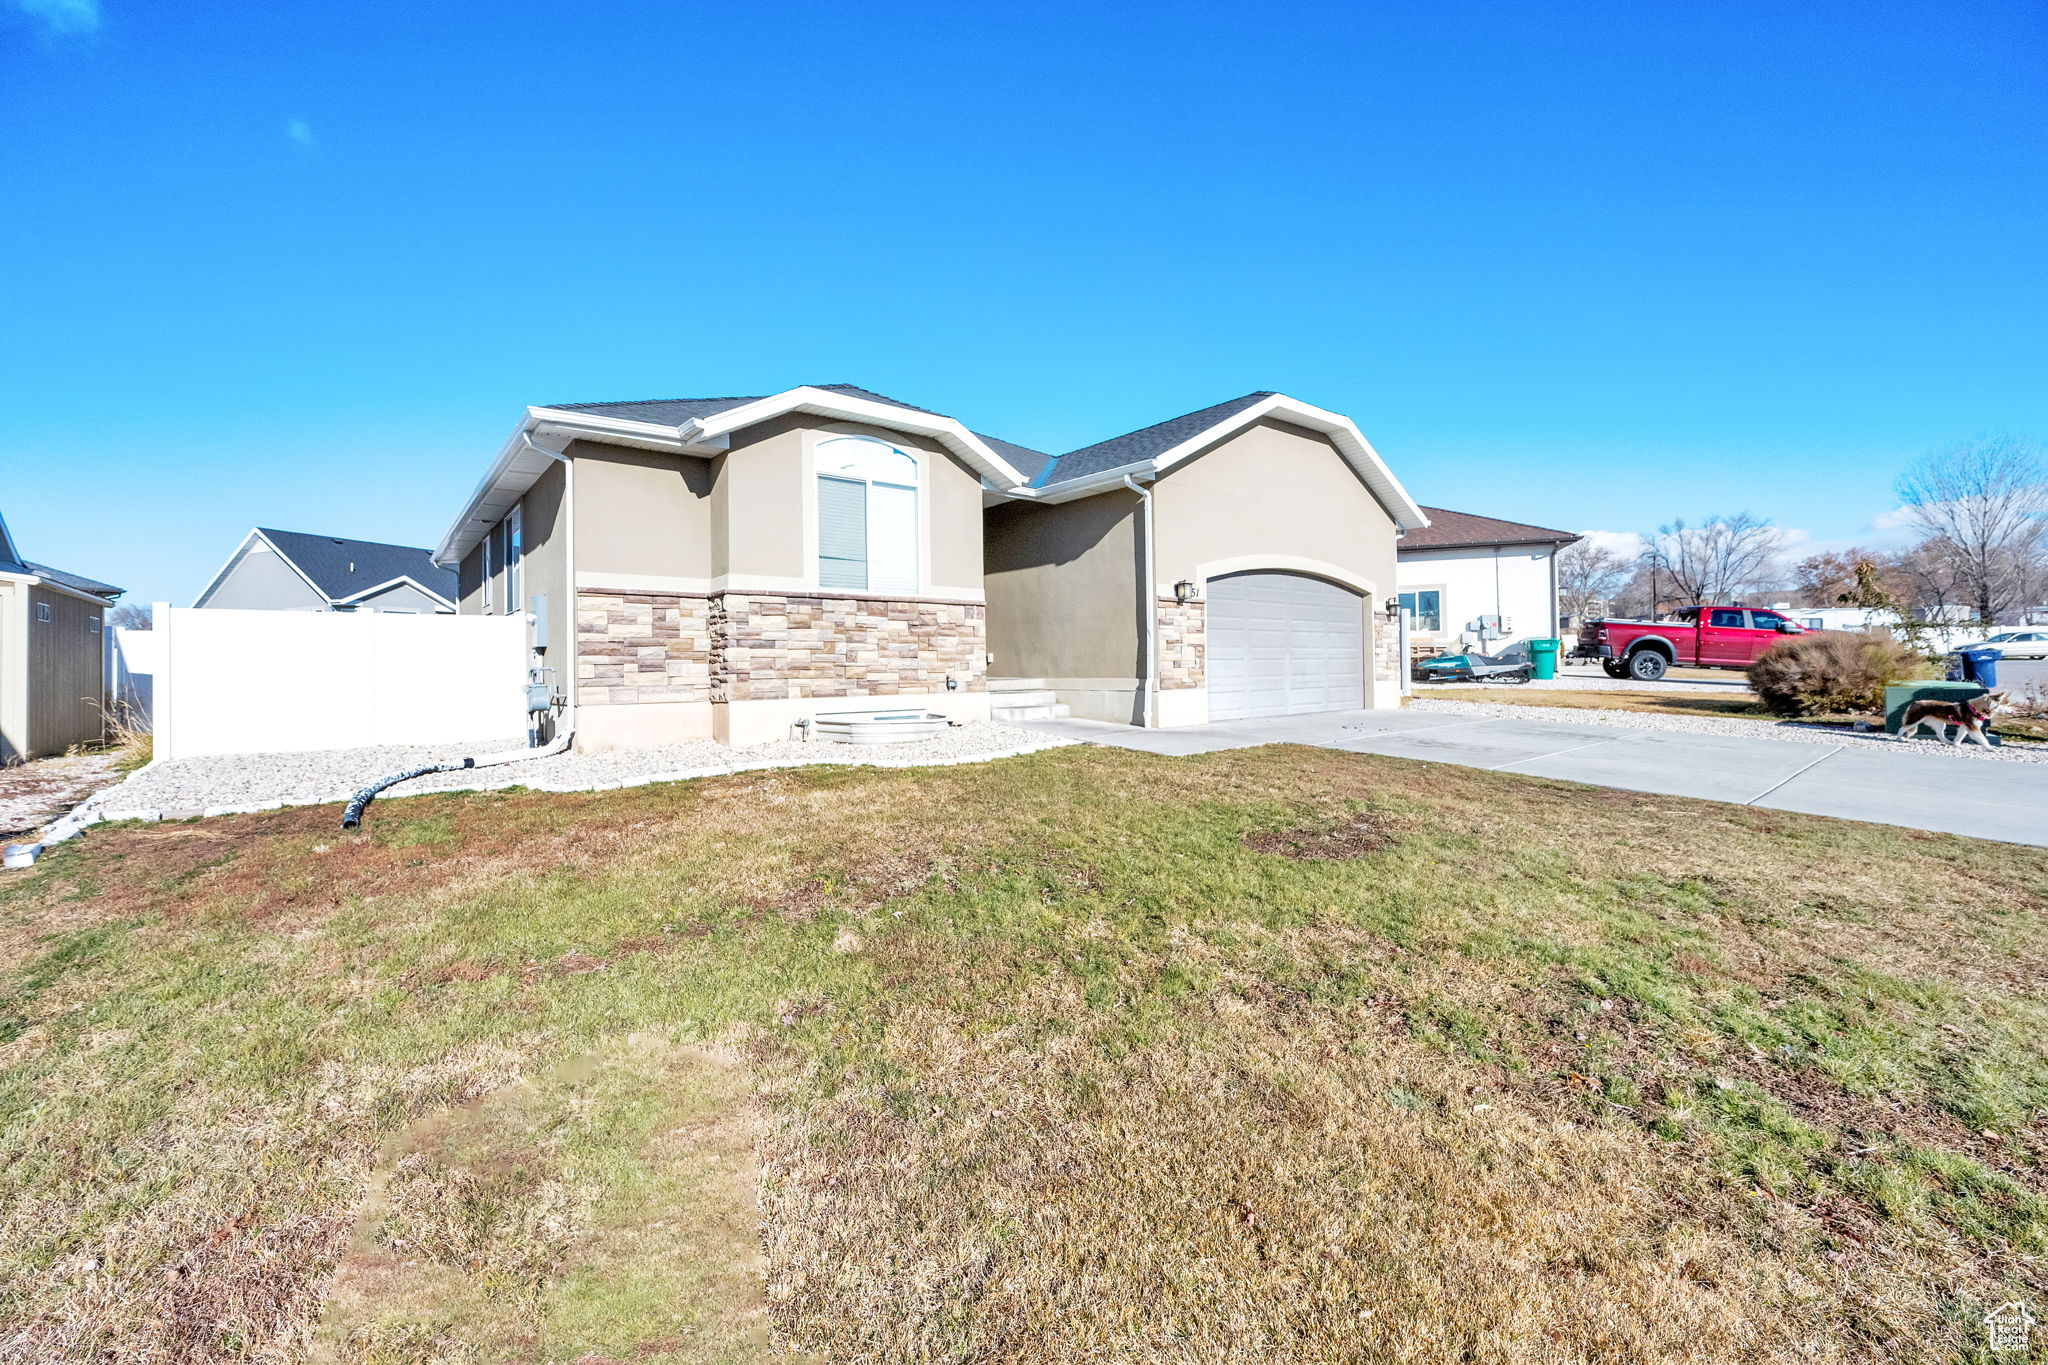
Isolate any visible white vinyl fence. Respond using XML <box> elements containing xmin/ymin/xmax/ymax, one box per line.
<box><xmin>151</xmin><ymin>605</ymin><xmax>529</xmax><ymax>760</ymax></box>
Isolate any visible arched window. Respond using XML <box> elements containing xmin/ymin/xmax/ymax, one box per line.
<box><xmin>817</xmin><ymin>436</ymin><xmax>918</xmax><ymax>593</ymax></box>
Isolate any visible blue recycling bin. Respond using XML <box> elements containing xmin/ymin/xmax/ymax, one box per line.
<box><xmin>1957</xmin><ymin>646</ymin><xmax>2001</xmax><ymax>688</ymax></box>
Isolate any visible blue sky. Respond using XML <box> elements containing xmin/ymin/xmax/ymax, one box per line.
<box><xmin>3</xmin><ymin>0</ymin><xmax>2043</xmax><ymax>605</ymax></box>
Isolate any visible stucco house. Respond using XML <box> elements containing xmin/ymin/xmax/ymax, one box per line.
<box><xmin>435</xmin><ymin>384</ymin><xmax>1427</xmax><ymax>748</ymax></box>
<box><xmin>1395</xmin><ymin>508</ymin><xmax>1579</xmax><ymax>658</ymax></box>
<box><xmin>195</xmin><ymin>529</ymin><xmax>456</xmax><ymax>614</ymax></box>
<box><xmin>0</xmin><ymin>510</ymin><xmax>125</xmax><ymax>762</ymax></box>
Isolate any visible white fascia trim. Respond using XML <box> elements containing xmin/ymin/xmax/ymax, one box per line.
<box><xmin>336</xmin><ymin>575</ymin><xmax>458</xmax><ymax>610</ymax></box>
<box><xmin>676</xmin><ymin>387</ymin><xmax>1028</xmax><ymax>490</ymax></box>
<box><xmin>998</xmin><ymin>459</ymin><xmax>1157</xmax><ymax>505</ymax></box>
<box><xmin>1147</xmin><ymin>394</ymin><xmax>1429</xmax><ymax>531</ymax></box>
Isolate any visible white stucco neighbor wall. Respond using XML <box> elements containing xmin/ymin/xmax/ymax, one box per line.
<box><xmin>152</xmin><ymin>605</ymin><xmax>528</xmax><ymax>759</ymax></box>
<box><xmin>1396</xmin><ymin>545</ymin><xmax>1561</xmax><ymax>654</ymax></box>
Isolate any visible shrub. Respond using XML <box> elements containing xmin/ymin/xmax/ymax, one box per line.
<box><xmin>1747</xmin><ymin>632</ymin><xmax>1928</xmax><ymax>717</ymax></box>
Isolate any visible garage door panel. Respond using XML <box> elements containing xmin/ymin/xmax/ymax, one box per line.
<box><xmin>1207</xmin><ymin>571</ymin><xmax>1365</xmax><ymax>721</ymax></box>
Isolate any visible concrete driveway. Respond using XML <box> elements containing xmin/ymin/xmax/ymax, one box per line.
<box><xmin>1022</xmin><ymin>709</ymin><xmax>2048</xmax><ymax>848</ymax></box>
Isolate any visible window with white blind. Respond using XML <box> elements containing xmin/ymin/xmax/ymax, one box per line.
<box><xmin>816</xmin><ymin>437</ymin><xmax>918</xmax><ymax>594</ymax></box>
<box><xmin>505</xmin><ymin>505</ymin><xmax>523</xmax><ymax>615</ymax></box>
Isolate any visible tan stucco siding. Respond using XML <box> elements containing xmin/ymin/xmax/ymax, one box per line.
<box><xmin>1151</xmin><ymin>418</ymin><xmax>1399</xmax><ymax>598</ymax></box>
<box><xmin>457</xmin><ymin>545</ymin><xmax>484</xmax><ymax>612</ymax></box>
<box><xmin>982</xmin><ymin>492</ymin><xmax>1141</xmax><ymax>681</ymax></box>
<box><xmin>712</xmin><ymin>415</ymin><xmax>984</xmax><ymax>590</ymax></box>
<box><xmin>715</xmin><ymin>416</ymin><xmax>806</xmax><ymax>582</ymax></box>
<box><xmin>518</xmin><ymin>460</ymin><xmax>569</xmax><ymax>656</ymax></box>
<box><xmin>571</xmin><ymin>440</ymin><xmax>714</xmax><ymax>582</ymax></box>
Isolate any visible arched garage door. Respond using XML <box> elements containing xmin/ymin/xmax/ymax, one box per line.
<box><xmin>1206</xmin><ymin>571</ymin><xmax>1366</xmax><ymax>721</ymax></box>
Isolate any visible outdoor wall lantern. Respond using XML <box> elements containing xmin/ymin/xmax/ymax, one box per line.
<box><xmin>1173</xmin><ymin>579</ymin><xmax>1197</xmax><ymax>604</ymax></box>
<box><xmin>1385</xmin><ymin>595</ymin><xmax>1402</xmax><ymax>619</ymax></box>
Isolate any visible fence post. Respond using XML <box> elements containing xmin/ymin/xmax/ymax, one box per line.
<box><xmin>153</xmin><ymin>602</ymin><xmax>174</xmax><ymax>761</ymax></box>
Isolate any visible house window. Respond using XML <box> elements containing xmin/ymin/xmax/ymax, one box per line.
<box><xmin>816</xmin><ymin>436</ymin><xmax>917</xmax><ymax>594</ymax></box>
<box><xmin>505</xmin><ymin>504</ymin><xmax>524</xmax><ymax>616</ymax></box>
<box><xmin>1398</xmin><ymin>590</ymin><xmax>1442</xmax><ymax>632</ymax></box>
<box><xmin>89</xmin><ymin>615</ymin><xmax>101</xmax><ymax>634</ymax></box>
<box><xmin>35</xmin><ymin>602</ymin><xmax>51</xmax><ymax>623</ymax></box>
<box><xmin>482</xmin><ymin>524</ymin><xmax>497</xmax><ymax>614</ymax></box>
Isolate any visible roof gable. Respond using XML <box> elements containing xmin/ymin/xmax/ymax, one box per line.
<box><xmin>1400</xmin><ymin>507</ymin><xmax>1579</xmax><ymax>551</ymax></box>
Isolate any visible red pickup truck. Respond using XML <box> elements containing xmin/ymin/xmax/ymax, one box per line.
<box><xmin>1578</xmin><ymin>605</ymin><xmax>1809</xmax><ymax>681</ymax></box>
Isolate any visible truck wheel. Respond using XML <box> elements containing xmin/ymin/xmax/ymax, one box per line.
<box><xmin>1601</xmin><ymin>660</ymin><xmax>1628</xmax><ymax>679</ymax></box>
<box><xmin>1627</xmin><ymin>650</ymin><xmax>1668</xmax><ymax>682</ymax></box>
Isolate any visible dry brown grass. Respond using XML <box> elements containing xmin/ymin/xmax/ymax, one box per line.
<box><xmin>1</xmin><ymin>745</ymin><xmax>2044</xmax><ymax>1362</ymax></box>
<box><xmin>762</xmin><ymin>987</ymin><xmax>1887</xmax><ymax>1364</ymax></box>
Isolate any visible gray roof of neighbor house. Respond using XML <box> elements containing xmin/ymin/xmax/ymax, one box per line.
<box><xmin>257</xmin><ymin>529</ymin><xmax>457</xmax><ymax>604</ymax></box>
<box><xmin>1400</xmin><ymin>507</ymin><xmax>1580</xmax><ymax>551</ymax></box>
<box><xmin>22</xmin><ymin>562</ymin><xmax>124</xmax><ymax>599</ymax></box>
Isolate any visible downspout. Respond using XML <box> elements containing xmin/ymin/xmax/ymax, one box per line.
<box><xmin>1122</xmin><ymin>473</ymin><xmax>1157</xmax><ymax>728</ymax></box>
<box><xmin>521</xmin><ymin>433</ymin><xmax>576</xmax><ymax>742</ymax></box>
<box><xmin>1548</xmin><ymin>544</ymin><xmax>1561</xmax><ymax>639</ymax></box>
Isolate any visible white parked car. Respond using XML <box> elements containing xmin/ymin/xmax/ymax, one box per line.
<box><xmin>1960</xmin><ymin>631</ymin><xmax>2048</xmax><ymax>661</ymax></box>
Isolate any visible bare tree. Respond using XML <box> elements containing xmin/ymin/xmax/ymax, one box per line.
<box><xmin>108</xmin><ymin>603</ymin><xmax>152</xmax><ymax>631</ymax></box>
<box><xmin>1641</xmin><ymin>513</ymin><xmax>1785</xmax><ymax>607</ymax></box>
<box><xmin>1556</xmin><ymin>538</ymin><xmax>1630</xmax><ymax>621</ymax></box>
<box><xmin>1794</xmin><ymin>548</ymin><xmax>1910</xmax><ymax>609</ymax></box>
<box><xmin>1894</xmin><ymin>436</ymin><xmax>2048</xmax><ymax>624</ymax></box>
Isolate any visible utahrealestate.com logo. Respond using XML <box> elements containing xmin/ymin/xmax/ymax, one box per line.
<box><xmin>1987</xmin><ymin>1302</ymin><xmax>2037</xmax><ymax>1354</ymax></box>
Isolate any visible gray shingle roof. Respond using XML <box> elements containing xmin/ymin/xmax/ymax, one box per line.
<box><xmin>23</xmin><ymin>562</ymin><xmax>123</xmax><ymax>599</ymax></box>
<box><xmin>1032</xmin><ymin>392</ymin><xmax>1276</xmax><ymax>487</ymax></box>
<box><xmin>541</xmin><ymin>384</ymin><xmax>1310</xmax><ymax>492</ymax></box>
<box><xmin>259</xmin><ymin>529</ymin><xmax>456</xmax><ymax>604</ymax></box>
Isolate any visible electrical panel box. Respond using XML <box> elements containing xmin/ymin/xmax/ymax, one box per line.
<box><xmin>529</xmin><ymin>594</ymin><xmax>549</xmax><ymax>651</ymax></box>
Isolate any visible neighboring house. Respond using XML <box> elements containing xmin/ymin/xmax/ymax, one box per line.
<box><xmin>1395</xmin><ymin>507</ymin><xmax>1579</xmax><ymax>656</ymax></box>
<box><xmin>436</xmin><ymin>384</ymin><xmax>1428</xmax><ymax>748</ymax></box>
<box><xmin>0</xmin><ymin>509</ymin><xmax>124</xmax><ymax>762</ymax></box>
<box><xmin>195</xmin><ymin>529</ymin><xmax>457</xmax><ymax>614</ymax></box>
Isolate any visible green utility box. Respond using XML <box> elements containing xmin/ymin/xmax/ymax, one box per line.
<box><xmin>1883</xmin><ymin>681</ymin><xmax>1986</xmax><ymax>734</ymax></box>
<box><xmin>1528</xmin><ymin>638</ymin><xmax>1561</xmax><ymax>680</ymax></box>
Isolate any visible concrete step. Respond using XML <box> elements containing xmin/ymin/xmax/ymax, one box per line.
<box><xmin>987</xmin><ymin>677</ymin><xmax>1049</xmax><ymax>693</ymax></box>
<box><xmin>987</xmin><ymin>688</ymin><xmax>1057</xmax><ymax>708</ymax></box>
<box><xmin>991</xmin><ymin>701</ymin><xmax>1070</xmax><ymax>723</ymax></box>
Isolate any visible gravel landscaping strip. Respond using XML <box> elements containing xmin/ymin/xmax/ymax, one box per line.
<box><xmin>1402</xmin><ymin>697</ymin><xmax>2048</xmax><ymax>764</ymax></box>
<box><xmin>92</xmin><ymin>722</ymin><xmax>1078</xmax><ymax>822</ymax></box>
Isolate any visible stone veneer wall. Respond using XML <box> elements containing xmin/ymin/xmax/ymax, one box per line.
<box><xmin>1373</xmin><ymin>609</ymin><xmax>1400</xmax><ymax>683</ymax></box>
<box><xmin>712</xmin><ymin>594</ymin><xmax>985</xmax><ymax>702</ymax></box>
<box><xmin>576</xmin><ymin>589</ymin><xmax>985</xmax><ymax>708</ymax></box>
<box><xmin>1157</xmin><ymin>599</ymin><xmax>1206</xmax><ymax>690</ymax></box>
<box><xmin>576</xmin><ymin>590</ymin><xmax>714</xmax><ymax>705</ymax></box>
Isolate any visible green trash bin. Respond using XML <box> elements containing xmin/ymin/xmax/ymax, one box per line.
<box><xmin>1528</xmin><ymin>638</ymin><xmax>1561</xmax><ymax>680</ymax></box>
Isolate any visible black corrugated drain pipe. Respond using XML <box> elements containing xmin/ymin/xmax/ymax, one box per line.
<box><xmin>339</xmin><ymin>732</ymin><xmax>573</xmax><ymax>831</ymax></box>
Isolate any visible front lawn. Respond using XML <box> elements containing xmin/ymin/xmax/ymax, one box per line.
<box><xmin>2</xmin><ymin>746</ymin><xmax>2044</xmax><ymax>1362</ymax></box>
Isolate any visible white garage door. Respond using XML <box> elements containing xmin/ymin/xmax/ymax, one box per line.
<box><xmin>1207</xmin><ymin>571</ymin><xmax>1365</xmax><ymax>721</ymax></box>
